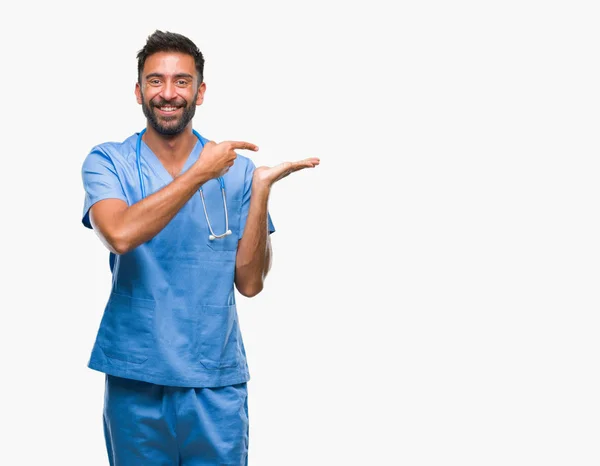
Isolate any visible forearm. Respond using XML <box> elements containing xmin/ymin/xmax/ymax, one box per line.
<box><xmin>97</xmin><ymin>167</ymin><xmax>211</xmax><ymax>254</ymax></box>
<box><xmin>234</xmin><ymin>186</ymin><xmax>272</xmax><ymax>297</ymax></box>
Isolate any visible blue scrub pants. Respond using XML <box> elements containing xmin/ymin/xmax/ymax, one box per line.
<box><xmin>103</xmin><ymin>375</ymin><xmax>249</xmax><ymax>465</ymax></box>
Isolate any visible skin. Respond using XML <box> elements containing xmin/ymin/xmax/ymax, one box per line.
<box><xmin>90</xmin><ymin>51</ymin><xmax>319</xmax><ymax>297</ymax></box>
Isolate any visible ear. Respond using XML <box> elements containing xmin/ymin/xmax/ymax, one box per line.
<box><xmin>135</xmin><ymin>82</ymin><xmax>142</xmax><ymax>105</ymax></box>
<box><xmin>196</xmin><ymin>82</ymin><xmax>206</xmax><ymax>105</ymax></box>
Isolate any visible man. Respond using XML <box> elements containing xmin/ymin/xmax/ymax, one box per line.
<box><xmin>81</xmin><ymin>30</ymin><xmax>319</xmax><ymax>465</ymax></box>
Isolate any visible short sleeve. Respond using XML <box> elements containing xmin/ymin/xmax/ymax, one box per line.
<box><xmin>81</xmin><ymin>148</ymin><xmax>128</xmax><ymax>229</ymax></box>
<box><xmin>239</xmin><ymin>159</ymin><xmax>275</xmax><ymax>238</ymax></box>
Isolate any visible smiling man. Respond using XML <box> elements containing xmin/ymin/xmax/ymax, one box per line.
<box><xmin>81</xmin><ymin>30</ymin><xmax>319</xmax><ymax>465</ymax></box>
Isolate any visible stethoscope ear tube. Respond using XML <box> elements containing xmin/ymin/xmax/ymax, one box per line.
<box><xmin>136</xmin><ymin>129</ymin><xmax>230</xmax><ymax>241</ymax></box>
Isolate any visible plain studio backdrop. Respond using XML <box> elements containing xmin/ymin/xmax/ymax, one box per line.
<box><xmin>1</xmin><ymin>1</ymin><xmax>599</xmax><ymax>465</ymax></box>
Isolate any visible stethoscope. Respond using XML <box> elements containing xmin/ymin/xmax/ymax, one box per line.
<box><xmin>136</xmin><ymin>128</ymin><xmax>232</xmax><ymax>240</ymax></box>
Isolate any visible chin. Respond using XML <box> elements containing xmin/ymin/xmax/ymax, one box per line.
<box><xmin>154</xmin><ymin>119</ymin><xmax>181</xmax><ymax>133</ymax></box>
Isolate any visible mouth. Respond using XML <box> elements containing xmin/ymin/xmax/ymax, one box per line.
<box><xmin>155</xmin><ymin>105</ymin><xmax>182</xmax><ymax>116</ymax></box>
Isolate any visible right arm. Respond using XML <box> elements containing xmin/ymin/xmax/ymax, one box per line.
<box><xmin>89</xmin><ymin>140</ymin><xmax>257</xmax><ymax>255</ymax></box>
<box><xmin>90</xmin><ymin>166</ymin><xmax>210</xmax><ymax>255</ymax></box>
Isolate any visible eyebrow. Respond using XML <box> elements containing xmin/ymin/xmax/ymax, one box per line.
<box><xmin>145</xmin><ymin>73</ymin><xmax>194</xmax><ymax>80</ymax></box>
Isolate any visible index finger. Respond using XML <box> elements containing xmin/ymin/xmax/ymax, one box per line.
<box><xmin>226</xmin><ymin>141</ymin><xmax>259</xmax><ymax>151</ymax></box>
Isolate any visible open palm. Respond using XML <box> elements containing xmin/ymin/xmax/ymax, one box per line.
<box><xmin>253</xmin><ymin>157</ymin><xmax>320</xmax><ymax>187</ymax></box>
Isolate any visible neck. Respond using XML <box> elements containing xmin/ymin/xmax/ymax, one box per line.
<box><xmin>142</xmin><ymin>124</ymin><xmax>197</xmax><ymax>162</ymax></box>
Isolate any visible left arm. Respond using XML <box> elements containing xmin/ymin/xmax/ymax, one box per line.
<box><xmin>234</xmin><ymin>158</ymin><xmax>320</xmax><ymax>297</ymax></box>
<box><xmin>234</xmin><ymin>185</ymin><xmax>272</xmax><ymax>297</ymax></box>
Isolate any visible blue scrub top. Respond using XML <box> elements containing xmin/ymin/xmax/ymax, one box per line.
<box><xmin>81</xmin><ymin>131</ymin><xmax>275</xmax><ymax>388</ymax></box>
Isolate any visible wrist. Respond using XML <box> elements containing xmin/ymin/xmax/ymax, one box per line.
<box><xmin>187</xmin><ymin>163</ymin><xmax>212</xmax><ymax>187</ymax></box>
<box><xmin>251</xmin><ymin>182</ymin><xmax>271</xmax><ymax>200</ymax></box>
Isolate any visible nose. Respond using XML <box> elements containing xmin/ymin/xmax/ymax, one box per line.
<box><xmin>160</xmin><ymin>81</ymin><xmax>177</xmax><ymax>101</ymax></box>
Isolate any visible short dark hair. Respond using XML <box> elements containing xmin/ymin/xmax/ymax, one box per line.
<box><xmin>137</xmin><ymin>30</ymin><xmax>205</xmax><ymax>85</ymax></box>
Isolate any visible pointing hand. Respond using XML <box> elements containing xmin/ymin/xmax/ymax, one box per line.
<box><xmin>197</xmin><ymin>140</ymin><xmax>259</xmax><ymax>179</ymax></box>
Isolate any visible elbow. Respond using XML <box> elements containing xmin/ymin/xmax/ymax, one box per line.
<box><xmin>102</xmin><ymin>231</ymin><xmax>134</xmax><ymax>255</ymax></box>
<box><xmin>111</xmin><ymin>242</ymin><xmax>132</xmax><ymax>256</ymax></box>
<box><xmin>234</xmin><ymin>256</ymin><xmax>271</xmax><ymax>297</ymax></box>
<box><xmin>236</xmin><ymin>281</ymin><xmax>264</xmax><ymax>298</ymax></box>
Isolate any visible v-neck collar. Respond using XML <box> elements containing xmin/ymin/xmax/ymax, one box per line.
<box><xmin>140</xmin><ymin>136</ymin><xmax>204</xmax><ymax>185</ymax></box>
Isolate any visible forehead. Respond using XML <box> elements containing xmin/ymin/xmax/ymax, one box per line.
<box><xmin>142</xmin><ymin>52</ymin><xmax>196</xmax><ymax>77</ymax></box>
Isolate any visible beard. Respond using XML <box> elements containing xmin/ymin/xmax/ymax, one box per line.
<box><xmin>141</xmin><ymin>90</ymin><xmax>198</xmax><ymax>136</ymax></box>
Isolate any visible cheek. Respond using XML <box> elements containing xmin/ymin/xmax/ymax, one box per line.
<box><xmin>143</xmin><ymin>89</ymin><xmax>161</xmax><ymax>104</ymax></box>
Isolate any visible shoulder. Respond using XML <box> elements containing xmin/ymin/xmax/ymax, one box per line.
<box><xmin>234</xmin><ymin>153</ymin><xmax>256</xmax><ymax>172</ymax></box>
<box><xmin>86</xmin><ymin>133</ymin><xmax>138</xmax><ymax>164</ymax></box>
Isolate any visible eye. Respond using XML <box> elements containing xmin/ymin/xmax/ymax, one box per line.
<box><xmin>148</xmin><ymin>79</ymin><xmax>161</xmax><ymax>86</ymax></box>
<box><xmin>176</xmin><ymin>80</ymin><xmax>189</xmax><ymax>87</ymax></box>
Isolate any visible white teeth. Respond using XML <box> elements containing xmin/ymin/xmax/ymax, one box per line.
<box><xmin>160</xmin><ymin>107</ymin><xmax>177</xmax><ymax>111</ymax></box>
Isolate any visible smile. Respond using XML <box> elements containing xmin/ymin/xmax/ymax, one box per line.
<box><xmin>156</xmin><ymin>106</ymin><xmax>181</xmax><ymax>113</ymax></box>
